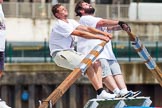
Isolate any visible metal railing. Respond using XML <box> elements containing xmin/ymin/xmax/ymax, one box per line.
<box><xmin>2</xmin><ymin>2</ymin><xmax>129</xmax><ymax>19</ymax></box>
<box><xmin>4</xmin><ymin>40</ymin><xmax>162</xmax><ymax>63</ymax></box>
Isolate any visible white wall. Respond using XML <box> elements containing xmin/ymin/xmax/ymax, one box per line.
<box><xmin>5</xmin><ymin>18</ymin><xmax>54</xmax><ymax>42</ymax></box>
<box><xmin>5</xmin><ymin>18</ymin><xmax>162</xmax><ymax>42</ymax></box>
<box><xmin>129</xmin><ymin>3</ymin><xmax>162</xmax><ymax>21</ymax></box>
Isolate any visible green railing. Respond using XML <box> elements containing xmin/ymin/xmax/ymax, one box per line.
<box><xmin>4</xmin><ymin>40</ymin><xmax>162</xmax><ymax>63</ymax></box>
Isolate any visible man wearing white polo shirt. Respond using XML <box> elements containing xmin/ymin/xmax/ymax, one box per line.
<box><xmin>0</xmin><ymin>0</ymin><xmax>11</xmax><ymax>107</ymax></box>
<box><xmin>75</xmin><ymin>1</ymin><xmax>141</xmax><ymax>98</ymax></box>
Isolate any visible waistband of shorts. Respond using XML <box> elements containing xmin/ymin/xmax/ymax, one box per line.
<box><xmin>52</xmin><ymin>50</ymin><xmax>75</xmax><ymax>57</ymax></box>
<box><xmin>52</xmin><ymin>51</ymin><xmax>60</xmax><ymax>57</ymax></box>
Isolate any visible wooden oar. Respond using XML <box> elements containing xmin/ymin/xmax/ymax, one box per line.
<box><xmin>127</xmin><ymin>31</ymin><xmax>162</xmax><ymax>87</ymax></box>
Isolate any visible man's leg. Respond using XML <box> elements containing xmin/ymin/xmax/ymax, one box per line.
<box><xmin>53</xmin><ymin>50</ymin><xmax>103</xmax><ymax>90</ymax></box>
<box><xmin>100</xmin><ymin>59</ymin><xmax>131</xmax><ymax>97</ymax></box>
<box><xmin>114</xmin><ymin>75</ymin><xmax>127</xmax><ymax>90</ymax></box>
<box><xmin>54</xmin><ymin>51</ymin><xmax>116</xmax><ymax>99</ymax></box>
<box><xmin>103</xmin><ymin>76</ymin><xmax>119</xmax><ymax>92</ymax></box>
<box><xmin>110</xmin><ymin>60</ymin><xmax>128</xmax><ymax>92</ymax></box>
<box><xmin>109</xmin><ymin>60</ymin><xmax>129</xmax><ymax>96</ymax></box>
<box><xmin>0</xmin><ymin>52</ymin><xmax>4</xmax><ymax>78</ymax></box>
<box><xmin>99</xmin><ymin>59</ymin><xmax>120</xmax><ymax>93</ymax></box>
<box><xmin>114</xmin><ymin>75</ymin><xmax>141</xmax><ymax>97</ymax></box>
<box><xmin>110</xmin><ymin>60</ymin><xmax>140</xmax><ymax>97</ymax></box>
<box><xmin>86</xmin><ymin>65</ymin><xmax>116</xmax><ymax>99</ymax></box>
<box><xmin>93</xmin><ymin>60</ymin><xmax>102</xmax><ymax>86</ymax></box>
<box><xmin>86</xmin><ymin>66</ymin><xmax>102</xmax><ymax>90</ymax></box>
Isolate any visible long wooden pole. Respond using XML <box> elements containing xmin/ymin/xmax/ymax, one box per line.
<box><xmin>39</xmin><ymin>41</ymin><xmax>107</xmax><ymax>108</ymax></box>
<box><xmin>127</xmin><ymin>31</ymin><xmax>162</xmax><ymax>87</ymax></box>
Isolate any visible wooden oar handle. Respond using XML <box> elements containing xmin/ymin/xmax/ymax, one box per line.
<box><xmin>99</xmin><ymin>41</ymin><xmax>107</xmax><ymax>47</ymax></box>
<box><xmin>126</xmin><ymin>31</ymin><xmax>136</xmax><ymax>41</ymax></box>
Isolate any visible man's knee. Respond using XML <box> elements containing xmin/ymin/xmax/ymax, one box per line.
<box><xmin>93</xmin><ymin>60</ymin><xmax>101</xmax><ymax>67</ymax></box>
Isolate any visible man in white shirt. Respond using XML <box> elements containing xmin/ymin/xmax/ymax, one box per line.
<box><xmin>0</xmin><ymin>0</ymin><xmax>11</xmax><ymax>108</ymax></box>
<box><xmin>0</xmin><ymin>0</ymin><xmax>5</xmax><ymax>78</ymax></box>
<box><xmin>75</xmin><ymin>1</ymin><xmax>141</xmax><ymax>98</ymax></box>
<box><xmin>49</xmin><ymin>4</ymin><xmax>116</xmax><ymax>99</ymax></box>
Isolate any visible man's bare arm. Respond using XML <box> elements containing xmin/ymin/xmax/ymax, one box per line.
<box><xmin>76</xmin><ymin>25</ymin><xmax>112</xmax><ymax>39</ymax></box>
<box><xmin>96</xmin><ymin>19</ymin><xmax>119</xmax><ymax>28</ymax></box>
<box><xmin>97</xmin><ymin>19</ymin><xmax>131</xmax><ymax>32</ymax></box>
<box><xmin>71</xmin><ymin>29</ymin><xmax>109</xmax><ymax>42</ymax></box>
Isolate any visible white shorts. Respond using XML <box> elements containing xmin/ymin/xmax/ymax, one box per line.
<box><xmin>99</xmin><ymin>59</ymin><xmax>122</xmax><ymax>78</ymax></box>
<box><xmin>53</xmin><ymin>50</ymin><xmax>85</xmax><ymax>70</ymax></box>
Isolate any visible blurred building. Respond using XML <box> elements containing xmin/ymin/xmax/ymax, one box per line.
<box><xmin>3</xmin><ymin>0</ymin><xmax>129</xmax><ymax>4</ymax></box>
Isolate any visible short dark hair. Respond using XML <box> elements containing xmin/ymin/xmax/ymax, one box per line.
<box><xmin>75</xmin><ymin>1</ymin><xmax>84</xmax><ymax>17</ymax></box>
<box><xmin>51</xmin><ymin>3</ymin><xmax>61</xmax><ymax>18</ymax></box>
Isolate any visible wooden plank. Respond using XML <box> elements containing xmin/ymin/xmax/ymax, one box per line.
<box><xmin>15</xmin><ymin>85</ymin><xmax>22</xmax><ymax>108</ymax></box>
<box><xmin>1</xmin><ymin>85</ymin><xmax>8</xmax><ymax>102</ymax></box>
<box><xmin>29</xmin><ymin>85</ymin><xmax>35</xmax><ymax>108</ymax></box>
<box><xmin>69</xmin><ymin>85</ymin><xmax>77</xmax><ymax>108</ymax></box>
<box><xmin>55</xmin><ymin>96</ymin><xmax>63</xmax><ymax>108</ymax></box>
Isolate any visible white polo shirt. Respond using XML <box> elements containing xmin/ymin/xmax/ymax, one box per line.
<box><xmin>77</xmin><ymin>15</ymin><xmax>116</xmax><ymax>60</ymax></box>
<box><xmin>49</xmin><ymin>19</ymin><xmax>80</xmax><ymax>56</ymax></box>
<box><xmin>0</xmin><ymin>4</ymin><xmax>5</xmax><ymax>52</ymax></box>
